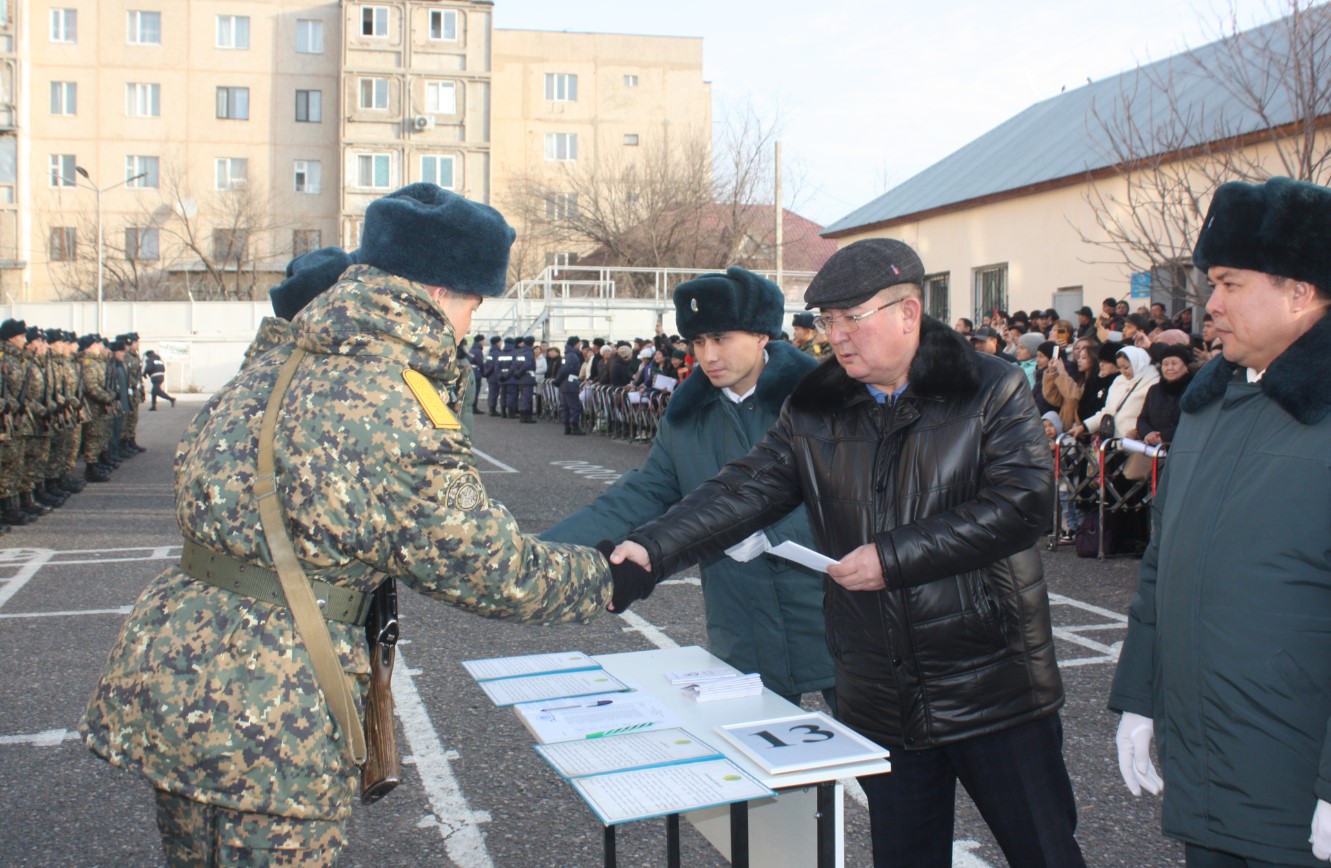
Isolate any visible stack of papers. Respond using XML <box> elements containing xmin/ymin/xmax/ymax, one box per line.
<box><xmin>680</xmin><ymin>672</ymin><xmax>763</xmax><ymax>702</ymax></box>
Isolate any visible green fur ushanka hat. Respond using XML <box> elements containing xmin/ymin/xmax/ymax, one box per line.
<box><xmin>1194</xmin><ymin>177</ymin><xmax>1331</xmax><ymax>294</ymax></box>
<box><xmin>673</xmin><ymin>266</ymin><xmax>784</xmax><ymax>341</ymax></box>
<box><xmin>358</xmin><ymin>183</ymin><xmax>516</xmax><ymax>298</ymax></box>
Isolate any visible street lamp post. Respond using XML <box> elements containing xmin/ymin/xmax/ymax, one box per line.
<box><xmin>74</xmin><ymin>166</ymin><xmax>147</xmax><ymax>335</ymax></box>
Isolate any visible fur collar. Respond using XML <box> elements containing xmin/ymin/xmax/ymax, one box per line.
<box><xmin>665</xmin><ymin>338</ymin><xmax>816</xmax><ymax>422</ymax></box>
<box><xmin>1181</xmin><ymin>311</ymin><xmax>1331</xmax><ymax>424</ymax></box>
<box><xmin>790</xmin><ymin>315</ymin><xmax>980</xmax><ymax>412</ymax></box>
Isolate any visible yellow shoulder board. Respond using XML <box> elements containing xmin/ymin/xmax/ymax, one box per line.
<box><xmin>402</xmin><ymin>369</ymin><xmax>461</xmax><ymax>430</ymax></box>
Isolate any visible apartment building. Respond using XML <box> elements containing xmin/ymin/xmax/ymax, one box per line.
<box><xmin>490</xmin><ymin>29</ymin><xmax>711</xmax><ymax>280</ymax></box>
<box><xmin>1</xmin><ymin>2</ymin><xmax>710</xmax><ymax>303</ymax></box>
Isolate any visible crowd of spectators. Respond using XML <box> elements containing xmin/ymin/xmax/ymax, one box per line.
<box><xmin>960</xmin><ymin>300</ymin><xmax>1211</xmax><ymax>553</ymax></box>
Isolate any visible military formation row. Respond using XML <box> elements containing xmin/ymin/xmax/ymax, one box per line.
<box><xmin>0</xmin><ymin>321</ymin><xmax>162</xmax><ymax>532</ymax></box>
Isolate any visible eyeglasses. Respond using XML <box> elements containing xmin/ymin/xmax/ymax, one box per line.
<box><xmin>813</xmin><ymin>297</ymin><xmax>906</xmax><ymax>335</ymax></box>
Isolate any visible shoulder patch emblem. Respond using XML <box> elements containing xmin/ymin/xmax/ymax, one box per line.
<box><xmin>402</xmin><ymin>369</ymin><xmax>461</xmax><ymax>430</ymax></box>
<box><xmin>445</xmin><ymin>472</ymin><xmax>487</xmax><ymax>512</ymax></box>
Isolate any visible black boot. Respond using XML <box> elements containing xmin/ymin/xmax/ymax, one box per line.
<box><xmin>85</xmin><ymin>463</ymin><xmax>111</xmax><ymax>483</ymax></box>
<box><xmin>569</xmin><ymin>426</ymin><xmax>586</xmax><ymax>436</ymax></box>
<box><xmin>520</xmin><ymin>412</ymin><xmax>536</xmax><ymax>424</ymax></box>
<box><xmin>33</xmin><ymin>485</ymin><xmax>63</xmax><ymax>508</ymax></box>
<box><xmin>489</xmin><ymin>409</ymin><xmax>501</xmax><ymax>417</ymax></box>
<box><xmin>564</xmin><ymin>423</ymin><xmax>572</xmax><ymax>435</ymax></box>
<box><xmin>20</xmin><ymin>491</ymin><xmax>51</xmax><ymax>517</ymax></box>
<box><xmin>119</xmin><ymin>442</ymin><xmax>136</xmax><ymax>459</ymax></box>
<box><xmin>100</xmin><ymin>450</ymin><xmax>121</xmax><ymax>469</ymax></box>
<box><xmin>130</xmin><ymin>440</ymin><xmax>147</xmax><ymax>454</ymax></box>
<box><xmin>4</xmin><ymin>496</ymin><xmax>33</xmax><ymax>525</ymax></box>
<box><xmin>60</xmin><ymin>475</ymin><xmax>86</xmax><ymax>494</ymax></box>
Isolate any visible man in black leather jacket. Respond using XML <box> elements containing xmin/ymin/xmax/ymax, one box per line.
<box><xmin>611</xmin><ymin>238</ymin><xmax>1083</xmax><ymax>867</ymax></box>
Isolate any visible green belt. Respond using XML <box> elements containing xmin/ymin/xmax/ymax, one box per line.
<box><xmin>179</xmin><ymin>539</ymin><xmax>373</xmax><ymax>626</ymax></box>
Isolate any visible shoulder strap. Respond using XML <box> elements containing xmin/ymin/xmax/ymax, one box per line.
<box><xmin>254</xmin><ymin>347</ymin><xmax>367</xmax><ymax>766</ymax></box>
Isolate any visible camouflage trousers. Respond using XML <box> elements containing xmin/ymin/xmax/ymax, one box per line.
<box><xmin>81</xmin><ymin>417</ymin><xmax>110</xmax><ymax>464</ymax></box>
<box><xmin>22</xmin><ymin>434</ymin><xmax>50</xmax><ymax>491</ymax></box>
<box><xmin>48</xmin><ymin>425</ymin><xmax>79</xmax><ymax>479</ymax></box>
<box><xmin>154</xmin><ymin>789</ymin><xmax>346</xmax><ymax>867</ymax></box>
<box><xmin>0</xmin><ymin>436</ymin><xmax>20</xmax><ymax>498</ymax></box>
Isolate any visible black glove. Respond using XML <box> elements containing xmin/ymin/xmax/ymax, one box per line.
<box><xmin>595</xmin><ymin>540</ymin><xmax>657</xmax><ymax>613</ymax></box>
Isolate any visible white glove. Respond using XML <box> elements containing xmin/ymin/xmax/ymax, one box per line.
<box><xmin>1116</xmin><ymin>712</ymin><xmax>1163</xmax><ymax>796</ymax></box>
<box><xmin>1311</xmin><ymin>799</ymin><xmax>1331</xmax><ymax>861</ymax></box>
<box><xmin>724</xmin><ymin>530</ymin><xmax>772</xmax><ymax>563</ymax></box>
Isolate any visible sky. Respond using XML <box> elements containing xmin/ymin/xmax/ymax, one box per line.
<box><xmin>492</xmin><ymin>0</ymin><xmax>1290</xmax><ymax>226</ymax></box>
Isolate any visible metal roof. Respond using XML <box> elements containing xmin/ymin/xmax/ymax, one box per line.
<box><xmin>823</xmin><ymin>13</ymin><xmax>1312</xmax><ymax>236</ymax></box>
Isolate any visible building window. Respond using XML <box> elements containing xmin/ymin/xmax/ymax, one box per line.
<box><xmin>623</xmin><ymin>74</ymin><xmax>638</xmax><ymax>87</ymax></box>
<box><xmin>126</xmin><ymin>82</ymin><xmax>161</xmax><ymax>117</ymax></box>
<box><xmin>125</xmin><ymin>227</ymin><xmax>159</xmax><ymax>261</ymax></box>
<box><xmin>545</xmin><ymin>192</ymin><xmax>578</xmax><ymax>221</ymax></box>
<box><xmin>49</xmin><ymin>154</ymin><xmax>76</xmax><ymax>187</ymax></box>
<box><xmin>358</xmin><ymin>78</ymin><xmax>389</xmax><ymax>110</ymax></box>
<box><xmin>216</xmin><ymin>86</ymin><xmax>250</xmax><ymax>120</ymax></box>
<box><xmin>361</xmin><ymin>5</ymin><xmax>388</xmax><ymax>37</ymax></box>
<box><xmin>973</xmin><ymin>264</ymin><xmax>1008</xmax><ymax>320</ymax></box>
<box><xmin>355</xmin><ymin>153</ymin><xmax>392</xmax><ymax>188</ymax></box>
<box><xmin>623</xmin><ymin>133</ymin><xmax>639</xmax><ymax>146</ymax></box>
<box><xmin>215</xmin><ymin>157</ymin><xmax>248</xmax><ymax>190</ymax></box>
<box><xmin>923</xmin><ymin>272</ymin><xmax>950</xmax><ymax>323</ymax></box>
<box><xmin>425</xmin><ymin>81</ymin><xmax>456</xmax><ymax>114</ymax></box>
<box><xmin>428</xmin><ymin>8</ymin><xmax>457</xmax><ymax>40</ymax></box>
<box><xmin>127</xmin><ymin>10</ymin><xmax>161</xmax><ymax>45</ymax></box>
<box><xmin>50</xmin><ymin>81</ymin><xmax>77</xmax><ymax>116</ymax></box>
<box><xmin>125</xmin><ymin>155</ymin><xmax>159</xmax><ymax>188</ymax></box>
<box><xmin>296</xmin><ymin>18</ymin><xmax>323</xmax><ymax>53</ymax></box>
<box><xmin>544</xmin><ymin>133</ymin><xmax>578</xmax><ymax>162</ymax></box>
<box><xmin>49</xmin><ymin>227</ymin><xmax>77</xmax><ymax>261</ymax></box>
<box><xmin>216</xmin><ymin>15</ymin><xmax>250</xmax><ymax>49</ymax></box>
<box><xmin>293</xmin><ymin>229</ymin><xmax>321</xmax><ymax>257</ymax></box>
<box><xmin>544</xmin><ymin>73</ymin><xmax>577</xmax><ymax>102</ymax></box>
<box><xmin>295</xmin><ymin>89</ymin><xmax>322</xmax><ymax>122</ymax></box>
<box><xmin>294</xmin><ymin>160</ymin><xmax>321</xmax><ymax>194</ymax></box>
<box><xmin>213</xmin><ymin>228</ymin><xmax>249</xmax><ymax>264</ymax></box>
<box><xmin>50</xmin><ymin>8</ymin><xmax>76</xmax><ymax>43</ymax></box>
<box><xmin>420</xmin><ymin>155</ymin><xmax>454</xmax><ymax>189</ymax></box>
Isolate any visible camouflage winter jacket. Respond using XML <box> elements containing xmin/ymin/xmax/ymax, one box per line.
<box><xmin>17</xmin><ymin>346</ymin><xmax>49</xmax><ymax>436</ymax></box>
<box><xmin>123</xmin><ymin>349</ymin><xmax>144</xmax><ymax>405</ymax></box>
<box><xmin>79</xmin><ymin>352</ymin><xmax>116</xmax><ymax>419</ymax></box>
<box><xmin>82</xmin><ymin>265</ymin><xmax>612</xmax><ymax>820</ymax></box>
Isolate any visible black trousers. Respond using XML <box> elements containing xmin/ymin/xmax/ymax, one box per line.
<box><xmin>858</xmin><ymin>713</ymin><xmax>1084</xmax><ymax>868</ymax></box>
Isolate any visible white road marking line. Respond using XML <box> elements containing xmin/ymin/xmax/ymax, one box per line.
<box><xmin>1048</xmin><ymin>592</ymin><xmax>1129</xmax><ymax>622</ymax></box>
<box><xmin>0</xmin><ymin>548</ymin><xmax>53</xmax><ymax>611</ymax></box>
<box><xmin>0</xmin><ymin>728</ymin><xmax>79</xmax><ymax>746</ymax></box>
<box><xmin>393</xmin><ymin>647</ymin><xmax>495</xmax><ymax>868</ymax></box>
<box><xmin>0</xmin><ymin>606</ymin><xmax>132</xmax><ymax>619</ymax></box>
<box><xmin>615</xmin><ymin>609</ymin><xmax>679</xmax><ymax>649</ymax></box>
<box><xmin>472</xmin><ymin>448</ymin><xmax>517</xmax><ymax>474</ymax></box>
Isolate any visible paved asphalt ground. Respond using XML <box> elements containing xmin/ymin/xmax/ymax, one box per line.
<box><xmin>0</xmin><ymin>395</ymin><xmax>1185</xmax><ymax>867</ymax></box>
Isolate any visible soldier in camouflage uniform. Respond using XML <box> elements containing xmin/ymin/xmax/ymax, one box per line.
<box><xmin>78</xmin><ymin>335</ymin><xmax>115</xmax><ymax>482</ymax></box>
<box><xmin>19</xmin><ymin>327</ymin><xmax>58</xmax><ymax>515</ymax></box>
<box><xmin>119</xmin><ymin>332</ymin><xmax>146</xmax><ymax>454</ymax></box>
<box><xmin>47</xmin><ymin>330</ymin><xmax>85</xmax><ymax>497</ymax></box>
<box><xmin>0</xmin><ymin>319</ymin><xmax>23</xmax><ymax>530</ymax></box>
<box><xmin>82</xmin><ymin>184</ymin><xmax>655</xmax><ymax>865</ymax></box>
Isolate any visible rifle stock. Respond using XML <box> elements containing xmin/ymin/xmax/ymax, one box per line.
<box><xmin>360</xmin><ymin>641</ymin><xmax>399</xmax><ymax>803</ymax></box>
<box><xmin>360</xmin><ymin>576</ymin><xmax>399</xmax><ymax>803</ymax></box>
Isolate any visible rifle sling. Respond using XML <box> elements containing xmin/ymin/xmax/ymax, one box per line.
<box><xmin>254</xmin><ymin>347</ymin><xmax>368</xmax><ymax>767</ymax></box>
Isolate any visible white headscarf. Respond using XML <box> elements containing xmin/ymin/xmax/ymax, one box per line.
<box><xmin>1115</xmin><ymin>345</ymin><xmax>1152</xmax><ymax>379</ymax></box>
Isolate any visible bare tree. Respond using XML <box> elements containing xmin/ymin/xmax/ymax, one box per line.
<box><xmin>1079</xmin><ymin>0</ymin><xmax>1331</xmax><ymax>303</ymax></box>
<box><xmin>502</xmin><ymin>102</ymin><xmax>801</xmax><ymax>293</ymax></box>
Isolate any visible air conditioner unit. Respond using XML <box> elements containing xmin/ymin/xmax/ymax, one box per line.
<box><xmin>412</xmin><ymin>114</ymin><xmax>434</xmax><ymax>131</ymax></box>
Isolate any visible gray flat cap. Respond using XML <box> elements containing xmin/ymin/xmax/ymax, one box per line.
<box><xmin>804</xmin><ymin>238</ymin><xmax>925</xmax><ymax>310</ymax></box>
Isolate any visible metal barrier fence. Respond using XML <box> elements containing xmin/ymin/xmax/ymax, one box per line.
<box><xmin>1049</xmin><ymin>436</ymin><xmax>1167</xmax><ymax>558</ymax></box>
<box><xmin>523</xmin><ymin>380</ymin><xmax>670</xmax><ymax>443</ymax></box>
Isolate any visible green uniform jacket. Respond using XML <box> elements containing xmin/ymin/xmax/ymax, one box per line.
<box><xmin>542</xmin><ymin>340</ymin><xmax>833</xmax><ymax>696</ymax></box>
<box><xmin>82</xmin><ymin>265</ymin><xmax>611</xmax><ymax>821</ymax></box>
<box><xmin>79</xmin><ymin>353</ymin><xmax>114</xmax><ymax>420</ymax></box>
<box><xmin>1109</xmin><ymin>313</ymin><xmax>1331</xmax><ymax>865</ymax></box>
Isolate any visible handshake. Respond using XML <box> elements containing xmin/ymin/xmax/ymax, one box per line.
<box><xmin>594</xmin><ymin>540</ymin><xmax>659</xmax><ymax>613</ymax></box>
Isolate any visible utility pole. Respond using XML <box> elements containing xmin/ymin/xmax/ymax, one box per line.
<box><xmin>75</xmin><ymin>166</ymin><xmax>147</xmax><ymax>334</ymax></box>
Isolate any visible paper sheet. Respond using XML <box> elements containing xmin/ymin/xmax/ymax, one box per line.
<box><xmin>462</xmin><ymin>651</ymin><xmax>598</xmax><ymax>681</ymax></box>
<box><xmin>534</xmin><ymin>727</ymin><xmax>722</xmax><ymax>779</ymax></box>
<box><xmin>768</xmin><ymin>541</ymin><xmax>838</xmax><ymax>573</ymax></box>
<box><xmin>570</xmin><ymin>759</ymin><xmax>774</xmax><ymax>825</ymax></box>
<box><xmin>477</xmin><ymin>669</ymin><xmax>629</xmax><ymax>707</ymax></box>
<box><xmin>513</xmin><ymin>686</ymin><xmax>682</xmax><ymax>743</ymax></box>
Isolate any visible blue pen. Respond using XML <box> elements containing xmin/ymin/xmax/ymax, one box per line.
<box><xmin>541</xmin><ymin>698</ymin><xmax>613</xmax><ymax>713</ymax></box>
